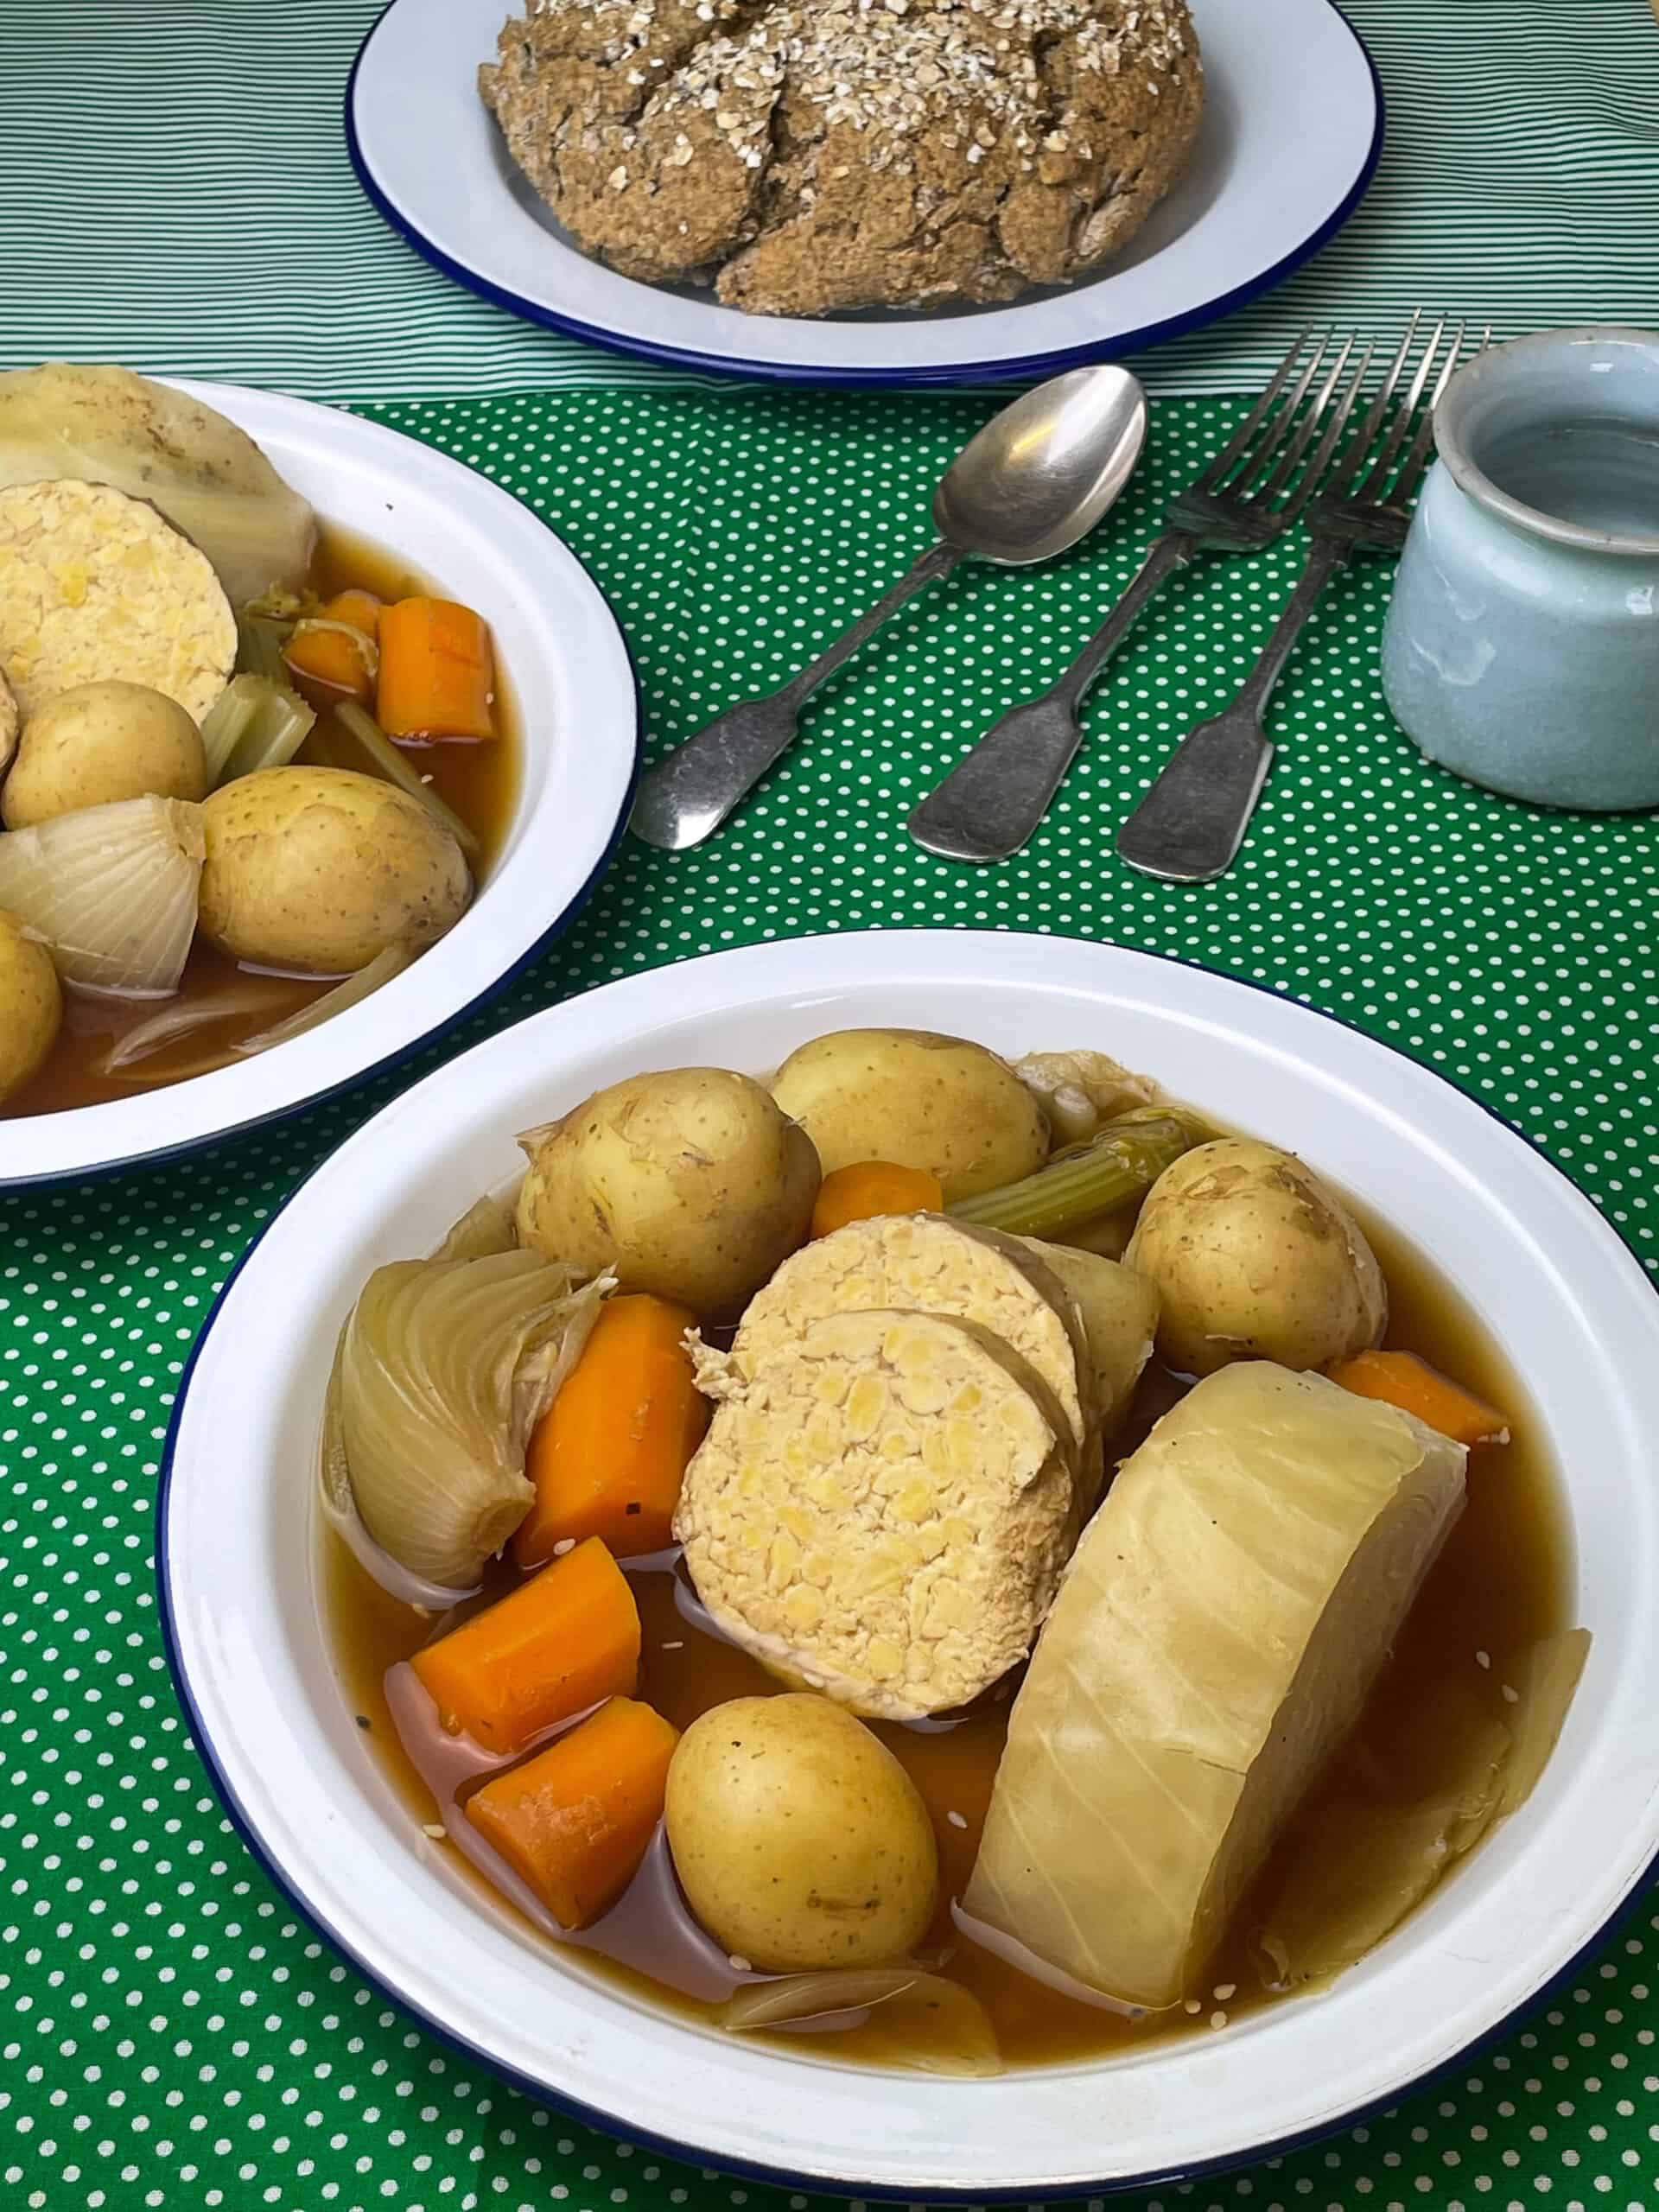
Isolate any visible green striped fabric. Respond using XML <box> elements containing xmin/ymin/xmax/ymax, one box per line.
<box><xmin>3</xmin><ymin>0</ymin><xmax>1655</xmax><ymax>398</ymax></box>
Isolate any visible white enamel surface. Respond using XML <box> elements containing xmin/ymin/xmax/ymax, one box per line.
<box><xmin>4</xmin><ymin>380</ymin><xmax>638</xmax><ymax>1188</ymax></box>
<box><xmin>349</xmin><ymin>0</ymin><xmax>1381</xmax><ymax>382</ymax></box>
<box><xmin>164</xmin><ymin>932</ymin><xmax>1659</xmax><ymax>2193</ymax></box>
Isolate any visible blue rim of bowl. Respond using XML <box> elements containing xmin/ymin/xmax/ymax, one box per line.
<box><xmin>0</xmin><ymin>528</ymin><xmax>644</xmax><ymax>1198</ymax></box>
<box><xmin>156</xmin><ymin>926</ymin><xmax>1659</xmax><ymax>2202</ymax></box>
<box><xmin>343</xmin><ymin>0</ymin><xmax>1386</xmax><ymax>390</ymax></box>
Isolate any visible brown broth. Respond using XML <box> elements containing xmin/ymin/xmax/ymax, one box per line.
<box><xmin>324</xmin><ymin>1205</ymin><xmax>1570</xmax><ymax>2073</ymax></box>
<box><xmin>5</xmin><ymin>524</ymin><xmax>519</xmax><ymax>1118</ymax></box>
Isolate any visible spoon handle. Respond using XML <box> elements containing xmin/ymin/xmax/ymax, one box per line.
<box><xmin>630</xmin><ymin>540</ymin><xmax>960</xmax><ymax>851</ymax></box>
<box><xmin>907</xmin><ymin>531</ymin><xmax>1196</xmax><ymax>864</ymax></box>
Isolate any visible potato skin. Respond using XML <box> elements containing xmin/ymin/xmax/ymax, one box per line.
<box><xmin>517</xmin><ymin>1067</ymin><xmax>819</xmax><ymax>1317</ymax></box>
<box><xmin>770</xmin><ymin>1028</ymin><xmax>1048</xmax><ymax>1202</ymax></box>
<box><xmin>664</xmin><ymin>1694</ymin><xmax>939</xmax><ymax>1972</ymax></box>
<box><xmin>1124</xmin><ymin>1137</ymin><xmax>1388</xmax><ymax>1377</ymax></box>
<box><xmin>0</xmin><ymin>907</ymin><xmax>61</xmax><ymax>1102</ymax></box>
<box><xmin>198</xmin><ymin>766</ymin><xmax>469</xmax><ymax>976</ymax></box>
<box><xmin>3</xmin><ymin>679</ymin><xmax>207</xmax><ymax>828</ymax></box>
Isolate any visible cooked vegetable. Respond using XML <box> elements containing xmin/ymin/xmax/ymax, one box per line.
<box><xmin>517</xmin><ymin>1068</ymin><xmax>820</xmax><ymax>1317</ymax></box>
<box><xmin>809</xmin><ymin>1161</ymin><xmax>944</xmax><ymax>1238</ymax></box>
<box><xmin>771</xmin><ymin>1028</ymin><xmax>1049</xmax><ymax>1202</ymax></box>
<box><xmin>665</xmin><ymin>1694</ymin><xmax>939</xmax><ymax>1971</ymax></box>
<box><xmin>377</xmin><ymin>595</ymin><xmax>495</xmax><ymax>741</ymax></box>
<box><xmin>435</xmin><ymin>1185</ymin><xmax>521</xmax><ymax>1262</ymax></box>
<box><xmin>731</xmin><ymin>1211</ymin><xmax>1090</xmax><ymax>1462</ymax></box>
<box><xmin>465</xmin><ymin>1695</ymin><xmax>678</xmax><ymax>1929</ymax></box>
<box><xmin>213</xmin><ymin>677</ymin><xmax>315</xmax><ymax>786</ymax></box>
<box><xmin>198</xmin><ymin>766</ymin><xmax>469</xmax><ymax>976</ymax></box>
<box><xmin>516</xmin><ymin>1294</ymin><xmax>708</xmax><ymax>1567</ymax></box>
<box><xmin>98</xmin><ymin>978</ymin><xmax>279</xmax><ymax>1075</ymax></box>
<box><xmin>0</xmin><ymin>907</ymin><xmax>61</xmax><ymax>1101</ymax></box>
<box><xmin>0</xmin><ymin>794</ymin><xmax>203</xmax><ymax>996</ymax></box>
<box><xmin>1018</xmin><ymin>1236</ymin><xmax>1160</xmax><ymax>1447</ymax></box>
<box><xmin>964</xmin><ymin>1364</ymin><xmax>1466</xmax><ymax>2008</ymax></box>
<box><xmin>1014</xmin><ymin>1048</ymin><xmax>1157</xmax><ymax>1146</ymax></box>
<box><xmin>283</xmin><ymin>591</ymin><xmax>381</xmax><ymax>701</ymax></box>
<box><xmin>411</xmin><ymin>1535</ymin><xmax>640</xmax><ymax>1754</ymax></box>
<box><xmin>1124</xmin><ymin>1137</ymin><xmax>1388</xmax><ymax>1377</ymax></box>
<box><xmin>678</xmin><ymin>1309</ymin><xmax>1075</xmax><ymax>1719</ymax></box>
<box><xmin>2</xmin><ymin>680</ymin><xmax>206</xmax><ymax>828</ymax></box>
<box><xmin>331</xmin><ymin>702</ymin><xmax>480</xmax><ymax>861</ymax></box>
<box><xmin>720</xmin><ymin>1969</ymin><xmax>1001</xmax><ymax>2077</ymax></box>
<box><xmin>232</xmin><ymin>943</ymin><xmax>413</xmax><ymax>1058</ymax></box>
<box><xmin>0</xmin><ymin>666</ymin><xmax>20</xmax><ymax>779</ymax></box>
<box><xmin>0</xmin><ymin>362</ymin><xmax>316</xmax><ymax>603</ymax></box>
<box><xmin>0</xmin><ymin>478</ymin><xmax>236</xmax><ymax>723</ymax></box>
<box><xmin>950</xmin><ymin>1108</ymin><xmax>1200</xmax><ymax>1239</ymax></box>
<box><xmin>324</xmin><ymin>1248</ymin><xmax>607</xmax><ymax>1591</ymax></box>
<box><xmin>1328</xmin><ymin>1349</ymin><xmax>1510</xmax><ymax>1447</ymax></box>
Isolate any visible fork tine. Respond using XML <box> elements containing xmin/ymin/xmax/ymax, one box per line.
<box><xmin>1226</xmin><ymin>333</ymin><xmax>1332</xmax><ymax>496</ymax></box>
<box><xmin>1351</xmin><ymin>315</ymin><xmax>1449</xmax><ymax>503</ymax></box>
<box><xmin>1388</xmin><ymin>323</ymin><xmax>1473</xmax><ymax>507</ymax></box>
<box><xmin>1282</xmin><ymin>340</ymin><xmax>1376</xmax><ymax>518</ymax></box>
<box><xmin>1329</xmin><ymin>308</ymin><xmax>1424</xmax><ymax>498</ymax></box>
<box><xmin>1190</xmin><ymin>328</ymin><xmax>1316</xmax><ymax>495</ymax></box>
<box><xmin>1255</xmin><ymin>334</ymin><xmax>1357</xmax><ymax>506</ymax></box>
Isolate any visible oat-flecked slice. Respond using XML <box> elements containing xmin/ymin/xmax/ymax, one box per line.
<box><xmin>732</xmin><ymin>1212</ymin><xmax>1091</xmax><ymax>1463</ymax></box>
<box><xmin>0</xmin><ymin>480</ymin><xmax>236</xmax><ymax>723</ymax></box>
<box><xmin>676</xmin><ymin>1307</ymin><xmax>1076</xmax><ymax>1719</ymax></box>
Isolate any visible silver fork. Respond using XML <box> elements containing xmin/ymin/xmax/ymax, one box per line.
<box><xmin>907</xmin><ymin>328</ymin><xmax>1372</xmax><ymax>863</ymax></box>
<box><xmin>1116</xmin><ymin>314</ymin><xmax>1477</xmax><ymax>885</ymax></box>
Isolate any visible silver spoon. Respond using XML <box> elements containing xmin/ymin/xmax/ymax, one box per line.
<box><xmin>627</xmin><ymin>365</ymin><xmax>1147</xmax><ymax>852</ymax></box>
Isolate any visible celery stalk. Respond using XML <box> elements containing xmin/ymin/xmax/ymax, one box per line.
<box><xmin>334</xmin><ymin>702</ymin><xmax>480</xmax><ymax>861</ymax></box>
<box><xmin>949</xmin><ymin>1110</ymin><xmax>1202</xmax><ymax>1239</ymax></box>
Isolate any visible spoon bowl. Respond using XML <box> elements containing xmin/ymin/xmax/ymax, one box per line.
<box><xmin>933</xmin><ymin>364</ymin><xmax>1148</xmax><ymax>564</ymax></box>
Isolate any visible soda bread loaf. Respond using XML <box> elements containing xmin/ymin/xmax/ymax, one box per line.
<box><xmin>480</xmin><ymin>0</ymin><xmax>1203</xmax><ymax>315</ymax></box>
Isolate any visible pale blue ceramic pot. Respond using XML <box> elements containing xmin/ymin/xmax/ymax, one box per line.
<box><xmin>1382</xmin><ymin>327</ymin><xmax>1659</xmax><ymax>810</ymax></box>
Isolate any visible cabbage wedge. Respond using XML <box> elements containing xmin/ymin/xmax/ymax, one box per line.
<box><xmin>964</xmin><ymin>1363</ymin><xmax>1468</xmax><ymax>2009</ymax></box>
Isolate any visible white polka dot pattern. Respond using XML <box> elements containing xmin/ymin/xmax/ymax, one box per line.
<box><xmin>2</xmin><ymin>387</ymin><xmax>1656</xmax><ymax>2210</ymax></box>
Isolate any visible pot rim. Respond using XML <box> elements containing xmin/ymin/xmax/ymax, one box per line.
<box><xmin>1433</xmin><ymin>325</ymin><xmax>1659</xmax><ymax>558</ymax></box>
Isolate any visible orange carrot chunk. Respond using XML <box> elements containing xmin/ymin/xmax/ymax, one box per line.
<box><xmin>410</xmin><ymin>1536</ymin><xmax>639</xmax><ymax>1755</ymax></box>
<box><xmin>283</xmin><ymin>589</ymin><xmax>382</xmax><ymax>702</ymax></box>
<box><xmin>810</xmin><ymin>1160</ymin><xmax>944</xmax><ymax>1240</ymax></box>
<box><xmin>516</xmin><ymin>1295</ymin><xmax>709</xmax><ymax>1568</ymax></box>
<box><xmin>377</xmin><ymin>595</ymin><xmax>495</xmax><ymax>741</ymax></box>
<box><xmin>1326</xmin><ymin>1350</ymin><xmax>1510</xmax><ymax>1447</ymax></box>
<box><xmin>465</xmin><ymin>1696</ymin><xmax>680</xmax><ymax>1929</ymax></box>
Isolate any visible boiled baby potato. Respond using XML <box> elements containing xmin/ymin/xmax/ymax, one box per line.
<box><xmin>1124</xmin><ymin>1137</ymin><xmax>1387</xmax><ymax>1377</ymax></box>
<box><xmin>517</xmin><ymin>1067</ymin><xmax>819</xmax><ymax>1316</ymax></box>
<box><xmin>2</xmin><ymin>680</ymin><xmax>207</xmax><ymax>828</ymax></box>
<box><xmin>0</xmin><ymin>906</ymin><xmax>61</xmax><ymax>1102</ymax></box>
<box><xmin>771</xmin><ymin>1028</ymin><xmax>1047</xmax><ymax>1202</ymax></box>
<box><xmin>198</xmin><ymin>766</ymin><xmax>469</xmax><ymax>976</ymax></box>
<box><xmin>665</xmin><ymin>1694</ymin><xmax>939</xmax><ymax>1972</ymax></box>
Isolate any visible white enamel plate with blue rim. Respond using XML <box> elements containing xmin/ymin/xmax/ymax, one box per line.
<box><xmin>347</xmin><ymin>0</ymin><xmax>1383</xmax><ymax>386</ymax></box>
<box><xmin>162</xmin><ymin>931</ymin><xmax>1659</xmax><ymax>2196</ymax></box>
<box><xmin>3</xmin><ymin>380</ymin><xmax>639</xmax><ymax>1191</ymax></box>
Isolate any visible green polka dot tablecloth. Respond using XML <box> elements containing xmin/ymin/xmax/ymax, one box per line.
<box><xmin>4</xmin><ymin>386</ymin><xmax>1658</xmax><ymax>2212</ymax></box>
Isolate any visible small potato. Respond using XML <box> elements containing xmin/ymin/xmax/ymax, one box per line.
<box><xmin>518</xmin><ymin>1067</ymin><xmax>819</xmax><ymax>1317</ymax></box>
<box><xmin>2</xmin><ymin>679</ymin><xmax>207</xmax><ymax>828</ymax></box>
<box><xmin>665</xmin><ymin>1694</ymin><xmax>939</xmax><ymax>1973</ymax></box>
<box><xmin>771</xmin><ymin>1028</ymin><xmax>1048</xmax><ymax>1202</ymax></box>
<box><xmin>0</xmin><ymin>906</ymin><xmax>61</xmax><ymax>1102</ymax></box>
<box><xmin>198</xmin><ymin>766</ymin><xmax>469</xmax><ymax>976</ymax></box>
<box><xmin>1124</xmin><ymin>1137</ymin><xmax>1388</xmax><ymax>1377</ymax></box>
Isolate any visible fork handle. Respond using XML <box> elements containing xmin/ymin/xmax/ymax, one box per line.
<box><xmin>1116</xmin><ymin>538</ymin><xmax>1351</xmax><ymax>882</ymax></box>
<box><xmin>906</xmin><ymin>531</ymin><xmax>1198</xmax><ymax>864</ymax></box>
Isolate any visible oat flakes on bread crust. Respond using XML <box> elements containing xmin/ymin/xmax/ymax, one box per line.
<box><xmin>480</xmin><ymin>0</ymin><xmax>1202</xmax><ymax>315</ymax></box>
<box><xmin>0</xmin><ymin>480</ymin><xmax>234</xmax><ymax>723</ymax></box>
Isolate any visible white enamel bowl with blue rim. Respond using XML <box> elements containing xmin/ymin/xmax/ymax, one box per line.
<box><xmin>3</xmin><ymin>379</ymin><xmax>639</xmax><ymax>1191</ymax></box>
<box><xmin>161</xmin><ymin>930</ymin><xmax>1659</xmax><ymax>2196</ymax></box>
<box><xmin>347</xmin><ymin>0</ymin><xmax>1383</xmax><ymax>386</ymax></box>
